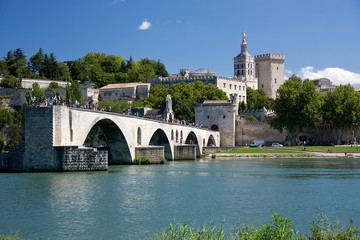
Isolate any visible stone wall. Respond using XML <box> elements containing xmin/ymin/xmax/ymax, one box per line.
<box><xmin>174</xmin><ymin>145</ymin><xmax>196</xmax><ymax>160</ymax></box>
<box><xmin>24</xmin><ymin>106</ymin><xmax>59</xmax><ymax>171</ymax></box>
<box><xmin>0</xmin><ymin>88</ymin><xmax>27</xmax><ymax>106</ymax></box>
<box><xmin>0</xmin><ymin>143</ymin><xmax>25</xmax><ymax>172</ymax></box>
<box><xmin>57</xmin><ymin>146</ymin><xmax>108</xmax><ymax>171</ymax></box>
<box><xmin>135</xmin><ymin>146</ymin><xmax>164</xmax><ymax>163</ymax></box>
<box><xmin>235</xmin><ymin>118</ymin><xmax>288</xmax><ymax>146</ymax></box>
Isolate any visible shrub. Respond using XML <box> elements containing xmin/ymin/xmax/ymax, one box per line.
<box><xmin>245</xmin><ymin>115</ymin><xmax>258</xmax><ymax>122</ymax></box>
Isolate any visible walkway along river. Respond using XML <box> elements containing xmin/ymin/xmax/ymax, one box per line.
<box><xmin>1</xmin><ymin>157</ymin><xmax>360</xmax><ymax>239</ymax></box>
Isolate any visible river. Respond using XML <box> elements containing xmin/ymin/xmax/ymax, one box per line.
<box><xmin>1</xmin><ymin>157</ymin><xmax>360</xmax><ymax>239</ymax></box>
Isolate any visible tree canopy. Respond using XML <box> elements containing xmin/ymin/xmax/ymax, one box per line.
<box><xmin>1</xmin><ymin>48</ymin><xmax>169</xmax><ymax>89</ymax></box>
<box><xmin>270</xmin><ymin>75</ymin><xmax>322</xmax><ymax>145</ymax></box>
<box><xmin>143</xmin><ymin>81</ymin><xmax>228</xmax><ymax>122</ymax></box>
<box><xmin>242</xmin><ymin>87</ymin><xmax>274</xmax><ymax>111</ymax></box>
<box><xmin>322</xmin><ymin>85</ymin><xmax>360</xmax><ymax>144</ymax></box>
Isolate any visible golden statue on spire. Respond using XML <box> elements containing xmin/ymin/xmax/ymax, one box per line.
<box><xmin>242</xmin><ymin>31</ymin><xmax>246</xmax><ymax>44</ymax></box>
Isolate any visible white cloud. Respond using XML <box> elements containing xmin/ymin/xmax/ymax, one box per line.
<box><xmin>296</xmin><ymin>66</ymin><xmax>360</xmax><ymax>86</ymax></box>
<box><xmin>138</xmin><ymin>19</ymin><xmax>151</xmax><ymax>30</ymax></box>
<box><xmin>284</xmin><ymin>69</ymin><xmax>293</xmax><ymax>80</ymax></box>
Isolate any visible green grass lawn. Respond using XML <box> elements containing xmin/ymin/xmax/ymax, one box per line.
<box><xmin>282</xmin><ymin>146</ymin><xmax>360</xmax><ymax>152</ymax></box>
<box><xmin>221</xmin><ymin>146</ymin><xmax>360</xmax><ymax>154</ymax></box>
<box><xmin>221</xmin><ymin>148</ymin><xmax>300</xmax><ymax>154</ymax></box>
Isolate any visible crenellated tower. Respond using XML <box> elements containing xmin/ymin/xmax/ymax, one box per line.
<box><xmin>254</xmin><ymin>53</ymin><xmax>285</xmax><ymax>99</ymax></box>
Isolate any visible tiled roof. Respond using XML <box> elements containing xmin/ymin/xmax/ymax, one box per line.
<box><xmin>203</xmin><ymin>100</ymin><xmax>230</xmax><ymax>104</ymax></box>
<box><xmin>100</xmin><ymin>82</ymin><xmax>150</xmax><ymax>90</ymax></box>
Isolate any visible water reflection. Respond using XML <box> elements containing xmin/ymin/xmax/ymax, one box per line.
<box><xmin>0</xmin><ymin>158</ymin><xmax>360</xmax><ymax>239</ymax></box>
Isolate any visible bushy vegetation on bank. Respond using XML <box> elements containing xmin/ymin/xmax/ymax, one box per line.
<box><xmin>1</xmin><ymin>214</ymin><xmax>358</xmax><ymax>239</ymax></box>
<box><xmin>153</xmin><ymin>214</ymin><xmax>359</xmax><ymax>240</ymax></box>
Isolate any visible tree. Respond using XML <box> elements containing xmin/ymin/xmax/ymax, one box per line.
<box><xmin>0</xmin><ymin>60</ymin><xmax>8</xmax><ymax>75</ymax></box>
<box><xmin>270</xmin><ymin>75</ymin><xmax>321</xmax><ymax>145</ymax></box>
<box><xmin>48</xmin><ymin>82</ymin><xmax>59</xmax><ymax>89</ymax></box>
<box><xmin>322</xmin><ymin>85</ymin><xmax>360</xmax><ymax>144</ymax></box>
<box><xmin>66</xmin><ymin>80</ymin><xmax>83</xmax><ymax>104</ymax></box>
<box><xmin>0</xmin><ymin>75</ymin><xmax>21</xmax><ymax>88</ymax></box>
<box><xmin>246</xmin><ymin>87</ymin><xmax>273</xmax><ymax>110</ymax></box>
<box><xmin>143</xmin><ymin>81</ymin><xmax>228</xmax><ymax>122</ymax></box>
<box><xmin>31</xmin><ymin>82</ymin><xmax>45</xmax><ymax>103</ymax></box>
<box><xmin>28</xmin><ymin>48</ymin><xmax>44</xmax><ymax>74</ymax></box>
<box><xmin>127</xmin><ymin>60</ymin><xmax>156</xmax><ymax>83</ymax></box>
<box><xmin>5</xmin><ymin>48</ymin><xmax>31</xmax><ymax>78</ymax></box>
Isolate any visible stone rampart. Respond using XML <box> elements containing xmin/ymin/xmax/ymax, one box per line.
<box><xmin>254</xmin><ymin>53</ymin><xmax>285</xmax><ymax>61</ymax></box>
<box><xmin>235</xmin><ymin>118</ymin><xmax>288</xmax><ymax>146</ymax></box>
<box><xmin>135</xmin><ymin>146</ymin><xmax>164</xmax><ymax>163</ymax></box>
<box><xmin>174</xmin><ymin>145</ymin><xmax>196</xmax><ymax>160</ymax></box>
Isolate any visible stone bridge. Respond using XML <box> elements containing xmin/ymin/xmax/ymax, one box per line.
<box><xmin>18</xmin><ymin>106</ymin><xmax>220</xmax><ymax>171</ymax></box>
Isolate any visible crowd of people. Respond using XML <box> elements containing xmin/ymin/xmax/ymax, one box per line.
<box><xmin>30</xmin><ymin>97</ymin><xmax>204</xmax><ymax>128</ymax></box>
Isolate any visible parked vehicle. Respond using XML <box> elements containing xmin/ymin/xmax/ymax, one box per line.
<box><xmin>250</xmin><ymin>140</ymin><xmax>265</xmax><ymax>147</ymax></box>
<box><xmin>272</xmin><ymin>143</ymin><xmax>283</xmax><ymax>147</ymax></box>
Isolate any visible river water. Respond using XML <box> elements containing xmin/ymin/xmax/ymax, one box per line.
<box><xmin>1</xmin><ymin>157</ymin><xmax>360</xmax><ymax>239</ymax></box>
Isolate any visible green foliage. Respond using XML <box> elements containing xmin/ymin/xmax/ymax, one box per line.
<box><xmin>133</xmin><ymin>156</ymin><xmax>151</xmax><ymax>165</ymax></box>
<box><xmin>47</xmin><ymin>82</ymin><xmax>59</xmax><ymax>89</ymax></box>
<box><xmin>0</xmin><ymin>60</ymin><xmax>8</xmax><ymax>75</ymax></box>
<box><xmin>5</xmin><ymin>48</ymin><xmax>32</xmax><ymax>78</ymax></box>
<box><xmin>0</xmin><ymin>135</ymin><xmax>4</xmax><ymax>152</ymax></box>
<box><xmin>153</xmin><ymin>214</ymin><xmax>360</xmax><ymax>240</ymax></box>
<box><xmin>270</xmin><ymin>75</ymin><xmax>321</xmax><ymax>145</ymax></box>
<box><xmin>322</xmin><ymin>85</ymin><xmax>360</xmax><ymax>144</ymax></box>
<box><xmin>244</xmin><ymin>115</ymin><xmax>258</xmax><ymax>122</ymax></box>
<box><xmin>31</xmin><ymin>82</ymin><xmax>45</xmax><ymax>103</ymax></box>
<box><xmin>143</xmin><ymin>81</ymin><xmax>228</xmax><ymax>122</ymax></box>
<box><xmin>0</xmin><ymin>107</ymin><xmax>22</xmax><ymax>149</ymax></box>
<box><xmin>98</xmin><ymin>100</ymin><xmax>144</xmax><ymax>113</ymax></box>
<box><xmin>0</xmin><ymin>75</ymin><xmax>21</xmax><ymax>88</ymax></box>
<box><xmin>66</xmin><ymin>80</ymin><xmax>83</xmax><ymax>104</ymax></box>
<box><xmin>246</xmin><ymin>87</ymin><xmax>274</xmax><ymax>110</ymax></box>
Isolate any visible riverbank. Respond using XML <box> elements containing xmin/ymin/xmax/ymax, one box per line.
<box><xmin>209</xmin><ymin>146</ymin><xmax>360</xmax><ymax>159</ymax></box>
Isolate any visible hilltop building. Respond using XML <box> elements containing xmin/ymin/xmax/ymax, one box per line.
<box><xmin>98</xmin><ymin>82</ymin><xmax>151</xmax><ymax>101</ymax></box>
<box><xmin>311</xmin><ymin>78</ymin><xmax>337</xmax><ymax>93</ymax></box>
<box><xmin>148</xmin><ymin>31</ymin><xmax>285</xmax><ymax>102</ymax></box>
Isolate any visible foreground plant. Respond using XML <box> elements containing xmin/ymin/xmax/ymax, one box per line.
<box><xmin>152</xmin><ymin>214</ymin><xmax>359</xmax><ymax>240</ymax></box>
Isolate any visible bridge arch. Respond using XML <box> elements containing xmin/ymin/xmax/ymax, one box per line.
<box><xmin>185</xmin><ymin>131</ymin><xmax>201</xmax><ymax>158</ymax></box>
<box><xmin>207</xmin><ymin>134</ymin><xmax>216</xmax><ymax>146</ymax></box>
<box><xmin>211</xmin><ymin>124</ymin><xmax>219</xmax><ymax>131</ymax></box>
<box><xmin>83</xmin><ymin>118</ymin><xmax>132</xmax><ymax>164</ymax></box>
<box><xmin>137</xmin><ymin>127</ymin><xmax>141</xmax><ymax>145</ymax></box>
<box><xmin>149</xmin><ymin>129</ymin><xmax>173</xmax><ymax>160</ymax></box>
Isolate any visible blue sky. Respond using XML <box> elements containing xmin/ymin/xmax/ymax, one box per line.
<box><xmin>1</xmin><ymin>0</ymin><xmax>360</xmax><ymax>85</ymax></box>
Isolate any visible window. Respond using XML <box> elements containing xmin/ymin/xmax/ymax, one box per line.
<box><xmin>207</xmin><ymin>115</ymin><xmax>210</xmax><ymax>118</ymax></box>
<box><xmin>229</xmin><ymin>84</ymin><xmax>232</xmax><ymax>89</ymax></box>
<box><xmin>223</xmin><ymin>83</ymin><xmax>226</xmax><ymax>88</ymax></box>
<box><xmin>234</xmin><ymin>85</ymin><xmax>237</xmax><ymax>90</ymax></box>
<box><xmin>223</xmin><ymin>115</ymin><xmax>226</xmax><ymax>119</ymax></box>
<box><xmin>243</xmin><ymin>86</ymin><xmax>245</xmax><ymax>91</ymax></box>
<box><xmin>275</xmin><ymin>78</ymin><xmax>277</xmax><ymax>84</ymax></box>
<box><xmin>262</xmin><ymin>84</ymin><xmax>264</xmax><ymax>88</ymax></box>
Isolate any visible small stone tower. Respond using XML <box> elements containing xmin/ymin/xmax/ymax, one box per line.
<box><xmin>254</xmin><ymin>54</ymin><xmax>285</xmax><ymax>99</ymax></box>
<box><xmin>163</xmin><ymin>94</ymin><xmax>174</xmax><ymax>120</ymax></box>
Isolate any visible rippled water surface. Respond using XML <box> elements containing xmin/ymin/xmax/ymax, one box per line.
<box><xmin>1</xmin><ymin>158</ymin><xmax>360</xmax><ymax>239</ymax></box>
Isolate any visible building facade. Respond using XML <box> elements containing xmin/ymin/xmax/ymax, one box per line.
<box><xmin>311</xmin><ymin>78</ymin><xmax>337</xmax><ymax>93</ymax></box>
<box><xmin>99</xmin><ymin>83</ymin><xmax>151</xmax><ymax>101</ymax></box>
<box><xmin>148</xmin><ymin>33</ymin><xmax>285</xmax><ymax>102</ymax></box>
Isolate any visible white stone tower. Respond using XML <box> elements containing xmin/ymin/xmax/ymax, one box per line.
<box><xmin>254</xmin><ymin>54</ymin><xmax>285</xmax><ymax>99</ymax></box>
<box><xmin>163</xmin><ymin>94</ymin><xmax>174</xmax><ymax>120</ymax></box>
<box><xmin>234</xmin><ymin>31</ymin><xmax>258</xmax><ymax>90</ymax></box>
